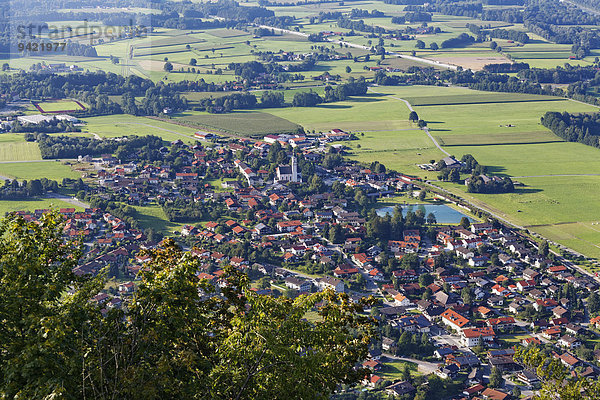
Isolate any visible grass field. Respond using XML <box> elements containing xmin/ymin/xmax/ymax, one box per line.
<box><xmin>0</xmin><ymin>161</ymin><xmax>81</xmax><ymax>181</ymax></box>
<box><xmin>0</xmin><ymin>142</ymin><xmax>42</xmax><ymax>161</ymax></box>
<box><xmin>0</xmin><ymin>198</ymin><xmax>84</xmax><ymax>215</ymax></box>
<box><xmin>266</xmin><ymin>93</ymin><xmax>414</xmax><ymax>132</ymax></box>
<box><xmin>174</xmin><ymin>110</ymin><xmax>301</xmax><ymax>137</ymax></box>
<box><xmin>380</xmin><ymin>360</ymin><xmax>421</xmax><ymax>381</ymax></box>
<box><xmin>404</xmin><ymin>93</ymin><xmax>560</xmax><ymax>106</ymax></box>
<box><xmin>133</xmin><ymin>204</ymin><xmax>196</xmax><ymax>235</ymax></box>
<box><xmin>34</xmin><ymin>100</ymin><xmax>86</xmax><ymax>113</ymax></box>
<box><xmin>82</xmin><ymin>115</ymin><xmax>199</xmax><ymax>142</ymax></box>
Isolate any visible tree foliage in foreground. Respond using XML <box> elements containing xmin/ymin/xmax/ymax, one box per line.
<box><xmin>515</xmin><ymin>346</ymin><xmax>600</xmax><ymax>399</ymax></box>
<box><xmin>0</xmin><ymin>212</ymin><xmax>376</xmax><ymax>399</ymax></box>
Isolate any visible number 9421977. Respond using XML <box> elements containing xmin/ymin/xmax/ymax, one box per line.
<box><xmin>18</xmin><ymin>42</ymin><xmax>66</xmax><ymax>52</ymax></box>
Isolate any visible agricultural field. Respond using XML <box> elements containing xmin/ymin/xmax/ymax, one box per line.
<box><xmin>33</xmin><ymin>99</ymin><xmax>86</xmax><ymax>113</ymax></box>
<box><xmin>174</xmin><ymin>110</ymin><xmax>301</xmax><ymax>137</ymax></box>
<box><xmin>0</xmin><ymin>142</ymin><xmax>42</xmax><ymax>162</ymax></box>
<box><xmin>0</xmin><ymin>198</ymin><xmax>84</xmax><ymax>215</ymax></box>
<box><xmin>0</xmin><ymin>133</ymin><xmax>42</xmax><ymax>162</ymax></box>
<box><xmin>0</xmin><ymin>161</ymin><xmax>81</xmax><ymax>181</ymax></box>
<box><xmin>82</xmin><ymin>115</ymin><xmax>199</xmax><ymax>143</ymax></box>
<box><xmin>266</xmin><ymin>92</ymin><xmax>414</xmax><ymax>132</ymax></box>
<box><xmin>132</xmin><ymin>204</ymin><xmax>196</xmax><ymax>236</ymax></box>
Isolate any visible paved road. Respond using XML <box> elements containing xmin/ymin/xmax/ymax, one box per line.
<box><xmin>44</xmin><ymin>193</ymin><xmax>90</xmax><ymax>209</ymax></box>
<box><xmin>367</xmin><ymin>87</ymin><xmax>451</xmax><ymax>156</ymax></box>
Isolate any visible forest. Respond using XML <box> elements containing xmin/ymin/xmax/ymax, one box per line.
<box><xmin>33</xmin><ymin>134</ymin><xmax>164</xmax><ymax>159</ymax></box>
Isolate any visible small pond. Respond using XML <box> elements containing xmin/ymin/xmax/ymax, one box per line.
<box><xmin>376</xmin><ymin>203</ymin><xmax>475</xmax><ymax>224</ymax></box>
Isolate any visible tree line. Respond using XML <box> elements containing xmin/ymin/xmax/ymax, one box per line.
<box><xmin>195</xmin><ymin>78</ymin><xmax>367</xmax><ymax>113</ymax></box>
<box><xmin>32</xmin><ymin>134</ymin><xmax>164</xmax><ymax>160</ymax></box>
<box><xmin>541</xmin><ymin>111</ymin><xmax>600</xmax><ymax>149</ymax></box>
<box><xmin>0</xmin><ymin>178</ymin><xmax>59</xmax><ymax>200</ymax></box>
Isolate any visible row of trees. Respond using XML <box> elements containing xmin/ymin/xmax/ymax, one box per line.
<box><xmin>34</xmin><ymin>134</ymin><xmax>164</xmax><ymax>160</ymax></box>
<box><xmin>193</xmin><ymin>78</ymin><xmax>366</xmax><ymax>113</ymax></box>
<box><xmin>467</xmin><ymin>24</ymin><xmax>530</xmax><ymax>44</ymax></box>
<box><xmin>0</xmin><ymin>178</ymin><xmax>59</xmax><ymax>199</ymax></box>
<box><xmin>0</xmin><ymin>71</ymin><xmax>186</xmax><ymax>116</ymax></box>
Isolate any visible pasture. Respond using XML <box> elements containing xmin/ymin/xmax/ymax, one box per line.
<box><xmin>0</xmin><ymin>142</ymin><xmax>42</xmax><ymax>162</ymax></box>
<box><xmin>0</xmin><ymin>161</ymin><xmax>81</xmax><ymax>181</ymax></box>
<box><xmin>174</xmin><ymin>111</ymin><xmax>301</xmax><ymax>137</ymax></box>
<box><xmin>34</xmin><ymin>99</ymin><xmax>86</xmax><ymax>113</ymax></box>
<box><xmin>0</xmin><ymin>198</ymin><xmax>84</xmax><ymax>216</ymax></box>
<box><xmin>82</xmin><ymin>115</ymin><xmax>199</xmax><ymax>143</ymax></box>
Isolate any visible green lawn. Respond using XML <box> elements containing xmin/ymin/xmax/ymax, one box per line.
<box><xmin>174</xmin><ymin>110</ymin><xmax>301</xmax><ymax>137</ymax></box>
<box><xmin>0</xmin><ymin>198</ymin><xmax>84</xmax><ymax>215</ymax></box>
<box><xmin>132</xmin><ymin>204</ymin><xmax>196</xmax><ymax>235</ymax></box>
<box><xmin>0</xmin><ymin>140</ymin><xmax>41</xmax><ymax>161</ymax></box>
<box><xmin>34</xmin><ymin>100</ymin><xmax>86</xmax><ymax>112</ymax></box>
<box><xmin>0</xmin><ymin>161</ymin><xmax>81</xmax><ymax>181</ymax></box>
<box><xmin>82</xmin><ymin>115</ymin><xmax>198</xmax><ymax>142</ymax></box>
<box><xmin>379</xmin><ymin>360</ymin><xmax>421</xmax><ymax>381</ymax></box>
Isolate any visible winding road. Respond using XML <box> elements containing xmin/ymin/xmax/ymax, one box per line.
<box><xmin>367</xmin><ymin>86</ymin><xmax>451</xmax><ymax>156</ymax></box>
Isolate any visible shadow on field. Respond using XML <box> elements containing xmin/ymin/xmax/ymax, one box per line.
<box><xmin>318</xmin><ymin>104</ymin><xmax>352</xmax><ymax>109</ymax></box>
<box><xmin>514</xmin><ymin>187</ymin><xmax>543</xmax><ymax>194</ymax></box>
<box><xmin>348</xmin><ymin>96</ymin><xmax>385</xmax><ymax>103</ymax></box>
<box><xmin>486</xmin><ymin>165</ymin><xmax>507</xmax><ymax>174</ymax></box>
<box><xmin>429</xmin><ymin>128</ymin><xmax>451</xmax><ymax>132</ymax></box>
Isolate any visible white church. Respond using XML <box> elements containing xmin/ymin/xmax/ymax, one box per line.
<box><xmin>275</xmin><ymin>156</ymin><xmax>302</xmax><ymax>183</ymax></box>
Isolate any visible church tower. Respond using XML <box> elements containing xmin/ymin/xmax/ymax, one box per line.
<box><xmin>291</xmin><ymin>155</ymin><xmax>298</xmax><ymax>182</ymax></box>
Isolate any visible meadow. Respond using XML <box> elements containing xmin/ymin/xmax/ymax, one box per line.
<box><xmin>174</xmin><ymin>110</ymin><xmax>301</xmax><ymax>137</ymax></box>
<box><xmin>82</xmin><ymin>115</ymin><xmax>199</xmax><ymax>143</ymax></box>
<box><xmin>0</xmin><ymin>161</ymin><xmax>81</xmax><ymax>180</ymax></box>
<box><xmin>133</xmin><ymin>204</ymin><xmax>197</xmax><ymax>236</ymax></box>
<box><xmin>34</xmin><ymin>100</ymin><xmax>86</xmax><ymax>113</ymax></box>
<box><xmin>0</xmin><ymin>198</ymin><xmax>84</xmax><ymax>215</ymax></box>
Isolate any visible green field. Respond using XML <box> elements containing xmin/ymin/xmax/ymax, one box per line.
<box><xmin>82</xmin><ymin>115</ymin><xmax>199</xmax><ymax>142</ymax></box>
<box><xmin>380</xmin><ymin>360</ymin><xmax>421</xmax><ymax>381</ymax></box>
<box><xmin>133</xmin><ymin>204</ymin><xmax>197</xmax><ymax>235</ymax></box>
<box><xmin>266</xmin><ymin>93</ymin><xmax>414</xmax><ymax>132</ymax></box>
<box><xmin>404</xmin><ymin>93</ymin><xmax>561</xmax><ymax>107</ymax></box>
<box><xmin>175</xmin><ymin>110</ymin><xmax>301</xmax><ymax>137</ymax></box>
<box><xmin>0</xmin><ymin>161</ymin><xmax>81</xmax><ymax>181</ymax></box>
<box><xmin>34</xmin><ymin>100</ymin><xmax>86</xmax><ymax>113</ymax></box>
<box><xmin>0</xmin><ymin>133</ymin><xmax>42</xmax><ymax>162</ymax></box>
<box><xmin>0</xmin><ymin>198</ymin><xmax>84</xmax><ymax>215</ymax></box>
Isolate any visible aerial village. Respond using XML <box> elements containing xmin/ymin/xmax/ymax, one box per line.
<box><xmin>15</xmin><ymin>128</ymin><xmax>600</xmax><ymax>399</ymax></box>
